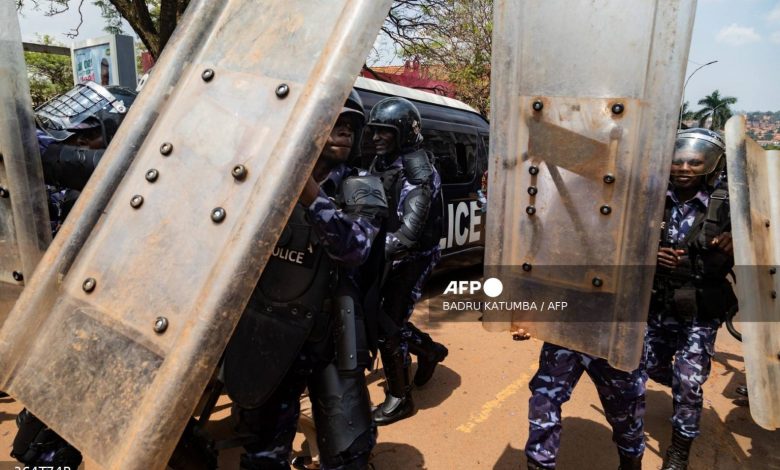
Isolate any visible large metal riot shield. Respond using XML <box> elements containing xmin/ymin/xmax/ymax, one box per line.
<box><xmin>725</xmin><ymin>116</ymin><xmax>780</xmax><ymax>430</ymax></box>
<box><xmin>0</xmin><ymin>1</ymin><xmax>52</xmax><ymax>323</ymax></box>
<box><xmin>0</xmin><ymin>1</ymin><xmax>392</xmax><ymax>468</ymax></box>
<box><xmin>483</xmin><ymin>0</ymin><xmax>697</xmax><ymax>370</ymax></box>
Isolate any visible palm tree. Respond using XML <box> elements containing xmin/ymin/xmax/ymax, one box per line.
<box><xmin>678</xmin><ymin>101</ymin><xmax>697</xmax><ymax>128</ymax></box>
<box><xmin>693</xmin><ymin>90</ymin><xmax>737</xmax><ymax>131</ymax></box>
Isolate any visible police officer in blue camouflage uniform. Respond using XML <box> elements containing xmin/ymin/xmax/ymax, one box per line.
<box><xmin>643</xmin><ymin>128</ymin><xmax>736</xmax><ymax>470</ymax></box>
<box><xmin>525</xmin><ymin>343</ymin><xmax>647</xmax><ymax>470</ymax></box>
<box><xmin>365</xmin><ymin>97</ymin><xmax>448</xmax><ymax>426</ymax></box>
<box><xmin>11</xmin><ymin>81</ymin><xmax>137</xmax><ymax>469</ymax></box>
<box><xmin>223</xmin><ymin>90</ymin><xmax>387</xmax><ymax>470</ymax></box>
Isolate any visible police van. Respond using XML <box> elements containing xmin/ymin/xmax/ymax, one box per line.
<box><xmin>354</xmin><ymin>77</ymin><xmax>489</xmax><ymax>268</ymax></box>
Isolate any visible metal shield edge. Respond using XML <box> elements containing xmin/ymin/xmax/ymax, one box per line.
<box><xmin>0</xmin><ymin>0</ymin><xmax>52</xmax><ymax>323</ymax></box>
<box><xmin>0</xmin><ymin>0</ymin><xmax>393</xmax><ymax>468</ymax></box>
<box><xmin>725</xmin><ymin>115</ymin><xmax>780</xmax><ymax>430</ymax></box>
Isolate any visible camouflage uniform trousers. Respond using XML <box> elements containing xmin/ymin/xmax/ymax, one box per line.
<box><xmin>643</xmin><ymin>309</ymin><xmax>720</xmax><ymax>439</ymax></box>
<box><xmin>381</xmin><ymin>248</ymin><xmax>441</xmax><ymax>365</ymax></box>
<box><xmin>526</xmin><ymin>343</ymin><xmax>647</xmax><ymax>468</ymax></box>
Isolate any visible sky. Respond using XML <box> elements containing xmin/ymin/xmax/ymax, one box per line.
<box><xmin>15</xmin><ymin>0</ymin><xmax>780</xmax><ymax>112</ymax></box>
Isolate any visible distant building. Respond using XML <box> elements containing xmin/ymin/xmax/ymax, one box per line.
<box><xmin>361</xmin><ymin>57</ymin><xmax>456</xmax><ymax>98</ymax></box>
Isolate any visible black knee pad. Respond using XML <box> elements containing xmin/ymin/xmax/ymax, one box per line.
<box><xmin>11</xmin><ymin>409</ymin><xmax>82</xmax><ymax>467</ymax></box>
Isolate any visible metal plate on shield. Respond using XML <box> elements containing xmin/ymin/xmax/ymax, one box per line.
<box><xmin>484</xmin><ymin>0</ymin><xmax>697</xmax><ymax>371</ymax></box>
<box><xmin>0</xmin><ymin>1</ymin><xmax>392</xmax><ymax>468</ymax></box>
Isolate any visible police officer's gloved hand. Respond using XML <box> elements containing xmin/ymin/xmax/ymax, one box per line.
<box><xmin>384</xmin><ymin>236</ymin><xmax>410</xmax><ymax>262</ymax></box>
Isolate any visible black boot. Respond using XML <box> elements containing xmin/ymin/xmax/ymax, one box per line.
<box><xmin>406</xmin><ymin>322</ymin><xmax>448</xmax><ymax>387</ymax></box>
<box><xmin>661</xmin><ymin>430</ymin><xmax>693</xmax><ymax>470</ymax></box>
<box><xmin>618</xmin><ymin>452</ymin><xmax>642</xmax><ymax>470</ymax></box>
<box><xmin>373</xmin><ymin>336</ymin><xmax>414</xmax><ymax>426</ymax></box>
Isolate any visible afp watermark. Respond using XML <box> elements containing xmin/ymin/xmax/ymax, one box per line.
<box><xmin>443</xmin><ymin>277</ymin><xmax>504</xmax><ymax>298</ymax></box>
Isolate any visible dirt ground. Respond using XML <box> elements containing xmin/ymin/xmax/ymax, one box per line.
<box><xmin>0</xmin><ymin>269</ymin><xmax>778</xmax><ymax>469</ymax></box>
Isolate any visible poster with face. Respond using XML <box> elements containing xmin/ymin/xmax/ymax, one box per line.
<box><xmin>74</xmin><ymin>44</ymin><xmax>112</xmax><ymax>85</ymax></box>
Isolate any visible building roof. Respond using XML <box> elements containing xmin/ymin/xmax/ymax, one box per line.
<box><xmin>354</xmin><ymin>76</ymin><xmax>479</xmax><ymax>115</ymax></box>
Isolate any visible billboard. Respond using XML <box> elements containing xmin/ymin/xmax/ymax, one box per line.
<box><xmin>71</xmin><ymin>35</ymin><xmax>137</xmax><ymax>88</ymax></box>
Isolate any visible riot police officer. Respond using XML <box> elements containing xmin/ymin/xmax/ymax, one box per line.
<box><xmin>12</xmin><ymin>81</ymin><xmax>137</xmax><ymax>468</ymax></box>
<box><xmin>223</xmin><ymin>90</ymin><xmax>387</xmax><ymax>470</ymax></box>
<box><xmin>366</xmin><ymin>97</ymin><xmax>448</xmax><ymax>426</ymax></box>
<box><xmin>524</xmin><ymin>344</ymin><xmax>647</xmax><ymax>470</ymax></box>
<box><xmin>643</xmin><ymin>128</ymin><xmax>736</xmax><ymax>470</ymax></box>
<box><xmin>36</xmin><ymin>81</ymin><xmax>137</xmax><ymax>233</ymax></box>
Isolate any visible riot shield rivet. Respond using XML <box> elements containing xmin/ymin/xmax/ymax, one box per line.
<box><xmin>232</xmin><ymin>164</ymin><xmax>248</xmax><ymax>180</ymax></box>
<box><xmin>201</xmin><ymin>69</ymin><xmax>215</xmax><ymax>82</ymax></box>
<box><xmin>529</xmin><ymin>165</ymin><xmax>539</xmax><ymax>176</ymax></box>
<box><xmin>12</xmin><ymin>271</ymin><xmax>23</xmax><ymax>282</ymax></box>
<box><xmin>145</xmin><ymin>169</ymin><xmax>159</xmax><ymax>182</ymax></box>
<box><xmin>522</xmin><ymin>263</ymin><xmax>532</xmax><ymax>272</ymax></box>
<box><xmin>770</xmin><ymin>267</ymin><xmax>777</xmax><ymax>275</ymax></box>
<box><xmin>0</xmin><ymin>187</ymin><xmax>8</xmax><ymax>198</ymax></box>
<box><xmin>211</xmin><ymin>207</ymin><xmax>226</xmax><ymax>223</ymax></box>
<box><xmin>130</xmin><ymin>195</ymin><xmax>144</xmax><ymax>208</ymax></box>
<box><xmin>532</xmin><ymin>100</ymin><xmax>543</xmax><ymax>111</ymax></box>
<box><xmin>266</xmin><ymin>306</ymin><xmax>273</xmax><ymax>312</ymax></box>
<box><xmin>611</xmin><ymin>103</ymin><xmax>625</xmax><ymax>115</ymax></box>
<box><xmin>276</xmin><ymin>83</ymin><xmax>290</xmax><ymax>98</ymax></box>
<box><xmin>291</xmin><ymin>308</ymin><xmax>298</xmax><ymax>316</ymax></box>
<box><xmin>305</xmin><ymin>312</ymin><xmax>313</xmax><ymax>319</ymax></box>
<box><xmin>592</xmin><ymin>277</ymin><xmax>603</xmax><ymax>287</ymax></box>
<box><xmin>600</xmin><ymin>205</ymin><xmax>612</xmax><ymax>215</ymax></box>
<box><xmin>160</xmin><ymin>142</ymin><xmax>173</xmax><ymax>155</ymax></box>
<box><xmin>82</xmin><ymin>277</ymin><xmax>96</xmax><ymax>293</ymax></box>
<box><xmin>603</xmin><ymin>174</ymin><xmax>615</xmax><ymax>184</ymax></box>
<box><xmin>528</xmin><ymin>186</ymin><xmax>538</xmax><ymax>196</ymax></box>
<box><xmin>154</xmin><ymin>316</ymin><xmax>169</xmax><ymax>333</ymax></box>
<box><xmin>526</xmin><ymin>205</ymin><xmax>536</xmax><ymax>215</ymax></box>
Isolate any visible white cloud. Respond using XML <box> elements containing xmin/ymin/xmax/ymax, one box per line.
<box><xmin>771</xmin><ymin>31</ymin><xmax>780</xmax><ymax>44</ymax></box>
<box><xmin>769</xmin><ymin>3</ymin><xmax>780</xmax><ymax>22</ymax></box>
<box><xmin>716</xmin><ymin>24</ymin><xmax>761</xmax><ymax>45</ymax></box>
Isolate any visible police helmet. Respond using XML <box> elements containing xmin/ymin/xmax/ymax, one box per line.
<box><xmin>671</xmin><ymin>128</ymin><xmax>725</xmax><ymax>178</ymax></box>
<box><xmin>367</xmin><ymin>97</ymin><xmax>423</xmax><ymax>151</ymax></box>
<box><xmin>35</xmin><ymin>81</ymin><xmax>136</xmax><ymax>146</ymax></box>
<box><xmin>341</xmin><ymin>89</ymin><xmax>366</xmax><ymax>163</ymax></box>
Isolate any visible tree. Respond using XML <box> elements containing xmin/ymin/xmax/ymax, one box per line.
<box><xmin>380</xmin><ymin>0</ymin><xmax>492</xmax><ymax>114</ymax></box>
<box><xmin>18</xmin><ymin>0</ymin><xmax>188</xmax><ymax>59</ymax></box>
<box><xmin>678</xmin><ymin>101</ymin><xmax>696</xmax><ymax>127</ymax></box>
<box><xmin>24</xmin><ymin>35</ymin><xmax>73</xmax><ymax>107</ymax></box>
<box><xmin>693</xmin><ymin>90</ymin><xmax>737</xmax><ymax>131</ymax></box>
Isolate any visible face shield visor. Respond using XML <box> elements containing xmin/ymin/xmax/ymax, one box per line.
<box><xmin>35</xmin><ymin>82</ymin><xmax>127</xmax><ymax>141</ymax></box>
<box><xmin>670</xmin><ymin>130</ymin><xmax>725</xmax><ymax>177</ymax></box>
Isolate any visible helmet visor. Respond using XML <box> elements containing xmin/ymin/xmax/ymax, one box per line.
<box><xmin>670</xmin><ymin>136</ymin><xmax>724</xmax><ymax>176</ymax></box>
<box><xmin>35</xmin><ymin>82</ymin><xmax>124</xmax><ymax>138</ymax></box>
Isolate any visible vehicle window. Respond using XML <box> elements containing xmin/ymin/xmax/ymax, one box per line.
<box><xmin>426</xmin><ymin>129</ymin><xmax>476</xmax><ymax>184</ymax></box>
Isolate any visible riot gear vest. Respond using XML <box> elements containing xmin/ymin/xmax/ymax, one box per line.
<box><xmin>224</xmin><ymin>168</ymin><xmax>386</xmax><ymax>408</ymax></box>
<box><xmin>373</xmin><ymin>149</ymin><xmax>442</xmax><ymax>252</ymax></box>
<box><xmin>654</xmin><ymin>185</ymin><xmax>737</xmax><ymax>321</ymax></box>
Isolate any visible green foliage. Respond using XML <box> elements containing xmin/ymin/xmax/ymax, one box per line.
<box><xmin>382</xmin><ymin>0</ymin><xmax>493</xmax><ymax>114</ymax></box>
<box><xmin>692</xmin><ymin>90</ymin><xmax>737</xmax><ymax>131</ymax></box>
<box><xmin>24</xmin><ymin>35</ymin><xmax>73</xmax><ymax>107</ymax></box>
